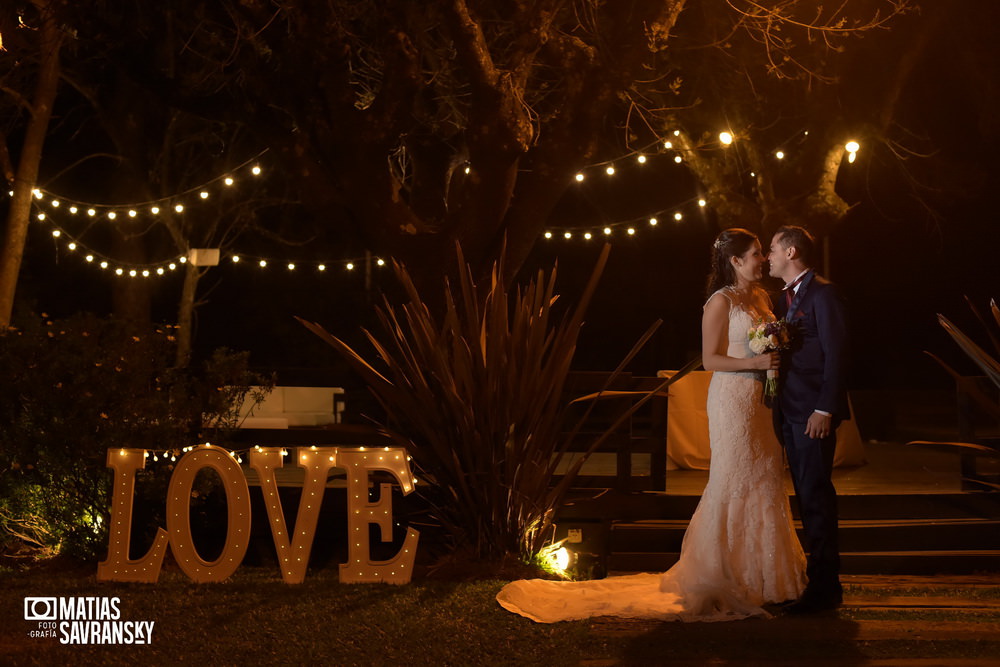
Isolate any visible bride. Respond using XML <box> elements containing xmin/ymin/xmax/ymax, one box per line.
<box><xmin>496</xmin><ymin>228</ymin><xmax>806</xmax><ymax>623</ymax></box>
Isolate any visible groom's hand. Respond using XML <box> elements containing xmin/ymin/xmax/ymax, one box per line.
<box><xmin>805</xmin><ymin>411</ymin><xmax>832</xmax><ymax>440</ymax></box>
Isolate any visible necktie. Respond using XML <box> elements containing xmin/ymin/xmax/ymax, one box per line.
<box><xmin>784</xmin><ymin>276</ymin><xmax>803</xmax><ymax>308</ymax></box>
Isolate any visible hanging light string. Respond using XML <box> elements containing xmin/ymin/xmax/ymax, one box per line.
<box><xmin>30</xmin><ymin>204</ymin><xmax>386</xmax><ymax>277</ymax></box>
<box><xmin>14</xmin><ymin>133</ymin><xmax>862</xmax><ymax>275</ymax></box>
<box><xmin>27</xmin><ymin>150</ymin><xmax>269</xmax><ymax>212</ymax></box>
<box><xmin>133</xmin><ymin>443</ymin><xmax>415</xmax><ymax>480</ymax></box>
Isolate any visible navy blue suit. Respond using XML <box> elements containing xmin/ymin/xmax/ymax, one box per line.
<box><xmin>773</xmin><ymin>270</ymin><xmax>849</xmax><ymax>600</ymax></box>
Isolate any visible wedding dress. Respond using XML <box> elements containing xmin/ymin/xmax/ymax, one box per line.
<box><xmin>496</xmin><ymin>286</ymin><xmax>806</xmax><ymax>623</ymax></box>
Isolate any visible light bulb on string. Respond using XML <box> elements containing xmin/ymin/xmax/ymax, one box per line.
<box><xmin>605</xmin><ymin>166</ymin><xmax>615</xmax><ymax>175</ymax></box>
<box><xmin>637</xmin><ymin>155</ymin><xmax>646</xmax><ymax>164</ymax></box>
<box><xmin>649</xmin><ymin>217</ymin><xmax>658</xmax><ymax>226</ymax></box>
<box><xmin>719</xmin><ymin>131</ymin><xmax>733</xmax><ymax>145</ymax></box>
<box><xmin>346</xmin><ymin>262</ymin><xmax>355</xmax><ymax>271</ymax></box>
<box><xmin>574</xmin><ymin>173</ymin><xmax>585</xmax><ymax>182</ymax></box>
<box><xmin>544</xmin><ymin>231</ymin><xmax>553</xmax><ymax>239</ymax></box>
<box><xmin>674</xmin><ymin>212</ymin><xmax>683</xmax><ymax>221</ymax></box>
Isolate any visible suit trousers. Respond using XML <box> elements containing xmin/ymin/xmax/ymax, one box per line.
<box><xmin>781</xmin><ymin>419</ymin><xmax>842</xmax><ymax>596</ymax></box>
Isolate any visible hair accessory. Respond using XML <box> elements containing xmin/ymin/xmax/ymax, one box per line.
<box><xmin>713</xmin><ymin>238</ymin><xmax>723</xmax><ymax>249</ymax></box>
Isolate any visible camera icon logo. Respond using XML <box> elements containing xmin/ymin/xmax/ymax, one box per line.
<box><xmin>24</xmin><ymin>597</ymin><xmax>58</xmax><ymax>621</ymax></box>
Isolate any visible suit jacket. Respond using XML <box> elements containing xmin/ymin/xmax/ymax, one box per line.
<box><xmin>774</xmin><ymin>270</ymin><xmax>850</xmax><ymax>423</ymax></box>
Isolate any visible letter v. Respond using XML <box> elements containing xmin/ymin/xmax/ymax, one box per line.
<box><xmin>250</xmin><ymin>447</ymin><xmax>339</xmax><ymax>583</ymax></box>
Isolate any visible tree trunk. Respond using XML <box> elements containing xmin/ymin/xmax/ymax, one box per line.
<box><xmin>174</xmin><ymin>261</ymin><xmax>199</xmax><ymax>368</ymax></box>
<box><xmin>0</xmin><ymin>0</ymin><xmax>63</xmax><ymax>326</ymax></box>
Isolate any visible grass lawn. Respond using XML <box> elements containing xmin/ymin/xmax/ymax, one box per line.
<box><xmin>3</xmin><ymin>563</ymin><xmax>1000</xmax><ymax>665</ymax></box>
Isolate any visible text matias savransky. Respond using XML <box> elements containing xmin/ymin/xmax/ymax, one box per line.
<box><xmin>24</xmin><ymin>596</ymin><xmax>155</xmax><ymax>645</ymax></box>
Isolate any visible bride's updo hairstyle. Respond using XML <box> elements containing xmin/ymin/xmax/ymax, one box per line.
<box><xmin>705</xmin><ymin>227</ymin><xmax>759</xmax><ymax>297</ymax></box>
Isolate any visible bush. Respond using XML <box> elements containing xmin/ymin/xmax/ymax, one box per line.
<box><xmin>0</xmin><ymin>313</ymin><xmax>269</xmax><ymax>561</ymax></box>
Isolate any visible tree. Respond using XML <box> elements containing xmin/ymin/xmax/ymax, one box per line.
<box><xmin>129</xmin><ymin>0</ymin><xmax>917</xmax><ymax>294</ymax></box>
<box><xmin>650</xmin><ymin>0</ymin><xmax>923</xmax><ymax>242</ymax></box>
<box><xmin>0</xmin><ymin>0</ymin><xmax>66</xmax><ymax>327</ymax></box>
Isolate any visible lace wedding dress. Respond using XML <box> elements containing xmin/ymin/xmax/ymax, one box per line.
<box><xmin>496</xmin><ymin>287</ymin><xmax>806</xmax><ymax>623</ymax></box>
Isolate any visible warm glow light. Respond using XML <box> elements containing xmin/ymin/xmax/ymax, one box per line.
<box><xmin>174</xmin><ymin>204</ymin><xmax>184</xmax><ymax>213</ymax></box>
<box><xmin>51</xmin><ymin>230</ymin><xmax>60</xmax><ymax>238</ymax></box>
<box><xmin>287</xmin><ymin>263</ymin><xmax>295</xmax><ymax>270</ymax></box>
<box><xmin>664</xmin><ymin>141</ymin><xmax>673</xmax><ymax>149</ymax></box>
<box><xmin>376</xmin><ymin>258</ymin><xmax>385</xmax><ymax>266</ymax></box>
<box><xmin>318</xmin><ymin>264</ymin><xmax>326</xmax><ymax>271</ymax></box>
<box><xmin>775</xmin><ymin>151</ymin><xmax>785</xmax><ymax>160</ymax></box>
<box><xmin>563</xmin><ymin>231</ymin><xmax>572</xmax><ymax>239</ymax></box>
<box><xmin>584</xmin><ymin>232</ymin><xmax>592</xmax><ymax>240</ymax></box>
<box><xmin>232</xmin><ymin>255</ymin><xmax>240</xmax><ymax>263</ymax></box>
<box><xmin>627</xmin><ymin>228</ymin><xmax>635</xmax><ymax>235</ymax></box>
<box><xmin>151</xmin><ymin>206</ymin><xmax>160</xmax><ymax>215</ymax></box>
<box><xmin>86</xmin><ymin>255</ymin><xmax>94</xmax><ymax>262</ymax></box>
<box><xmin>698</xmin><ymin>199</ymin><xmax>707</xmax><ymax>207</ymax></box>
<box><xmin>225</xmin><ymin>177</ymin><xmax>235</xmax><ymax>186</ymax></box>
<box><xmin>544</xmin><ymin>231</ymin><xmax>553</xmax><ymax>239</ymax></box>
<box><xmin>554</xmin><ymin>547</ymin><xmax>571</xmax><ymax>571</ymax></box>
<box><xmin>649</xmin><ymin>217</ymin><xmax>658</xmax><ymax>226</ymax></box>
<box><xmin>845</xmin><ymin>140</ymin><xmax>860</xmax><ymax>153</ymax></box>
<box><xmin>252</xmin><ymin>166</ymin><xmax>262</xmax><ymax>175</ymax></box>
<box><xmin>575</xmin><ymin>173</ymin><xmax>584</xmax><ymax>182</ymax></box>
<box><xmin>87</xmin><ymin>209</ymin><xmax>96</xmax><ymax>217</ymax></box>
<box><xmin>605</xmin><ymin>166</ymin><xmax>615</xmax><ymax>175</ymax></box>
<box><xmin>719</xmin><ymin>131</ymin><xmax>733</xmax><ymax>145</ymax></box>
<box><xmin>128</xmin><ymin>210</ymin><xmax>137</xmax><ymax>217</ymax></box>
<box><xmin>68</xmin><ymin>242</ymin><xmax>77</xmax><ymax>251</ymax></box>
<box><xmin>674</xmin><ymin>212</ymin><xmax>683</xmax><ymax>221</ymax></box>
<box><xmin>603</xmin><ymin>227</ymin><xmax>612</xmax><ymax>236</ymax></box>
<box><xmin>674</xmin><ymin>155</ymin><xmax>682</xmax><ymax>163</ymax></box>
<box><xmin>259</xmin><ymin>260</ymin><xmax>267</xmax><ymax>268</ymax></box>
<box><xmin>108</xmin><ymin>212</ymin><xmax>117</xmax><ymax>220</ymax></box>
<box><xmin>637</xmin><ymin>155</ymin><xmax>647</xmax><ymax>164</ymax></box>
<box><xmin>346</xmin><ymin>263</ymin><xmax>355</xmax><ymax>271</ymax></box>
<box><xmin>848</xmin><ymin>152</ymin><xmax>857</xmax><ymax>163</ymax></box>
<box><xmin>200</xmin><ymin>191</ymin><xmax>209</xmax><ymax>199</ymax></box>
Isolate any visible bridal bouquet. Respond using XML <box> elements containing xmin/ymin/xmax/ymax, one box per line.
<box><xmin>748</xmin><ymin>319</ymin><xmax>794</xmax><ymax>397</ymax></box>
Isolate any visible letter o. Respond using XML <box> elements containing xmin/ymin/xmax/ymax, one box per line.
<box><xmin>166</xmin><ymin>446</ymin><xmax>251</xmax><ymax>582</ymax></box>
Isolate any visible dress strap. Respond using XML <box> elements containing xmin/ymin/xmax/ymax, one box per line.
<box><xmin>704</xmin><ymin>287</ymin><xmax>734</xmax><ymax>310</ymax></box>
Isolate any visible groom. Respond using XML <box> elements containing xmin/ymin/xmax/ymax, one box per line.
<box><xmin>768</xmin><ymin>225</ymin><xmax>850</xmax><ymax>614</ymax></box>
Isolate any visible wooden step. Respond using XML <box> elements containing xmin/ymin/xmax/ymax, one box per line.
<box><xmin>607</xmin><ymin>550</ymin><xmax>1000</xmax><ymax>576</ymax></box>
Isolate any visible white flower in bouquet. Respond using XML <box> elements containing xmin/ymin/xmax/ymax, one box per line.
<box><xmin>748</xmin><ymin>319</ymin><xmax>795</xmax><ymax>398</ymax></box>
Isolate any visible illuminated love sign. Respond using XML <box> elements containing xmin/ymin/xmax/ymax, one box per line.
<box><xmin>97</xmin><ymin>445</ymin><xmax>419</xmax><ymax>585</ymax></box>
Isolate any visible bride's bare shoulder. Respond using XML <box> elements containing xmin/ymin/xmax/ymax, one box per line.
<box><xmin>704</xmin><ymin>288</ymin><xmax>733</xmax><ymax>310</ymax></box>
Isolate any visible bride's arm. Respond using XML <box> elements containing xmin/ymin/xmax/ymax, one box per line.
<box><xmin>701</xmin><ymin>293</ymin><xmax>777</xmax><ymax>372</ymax></box>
